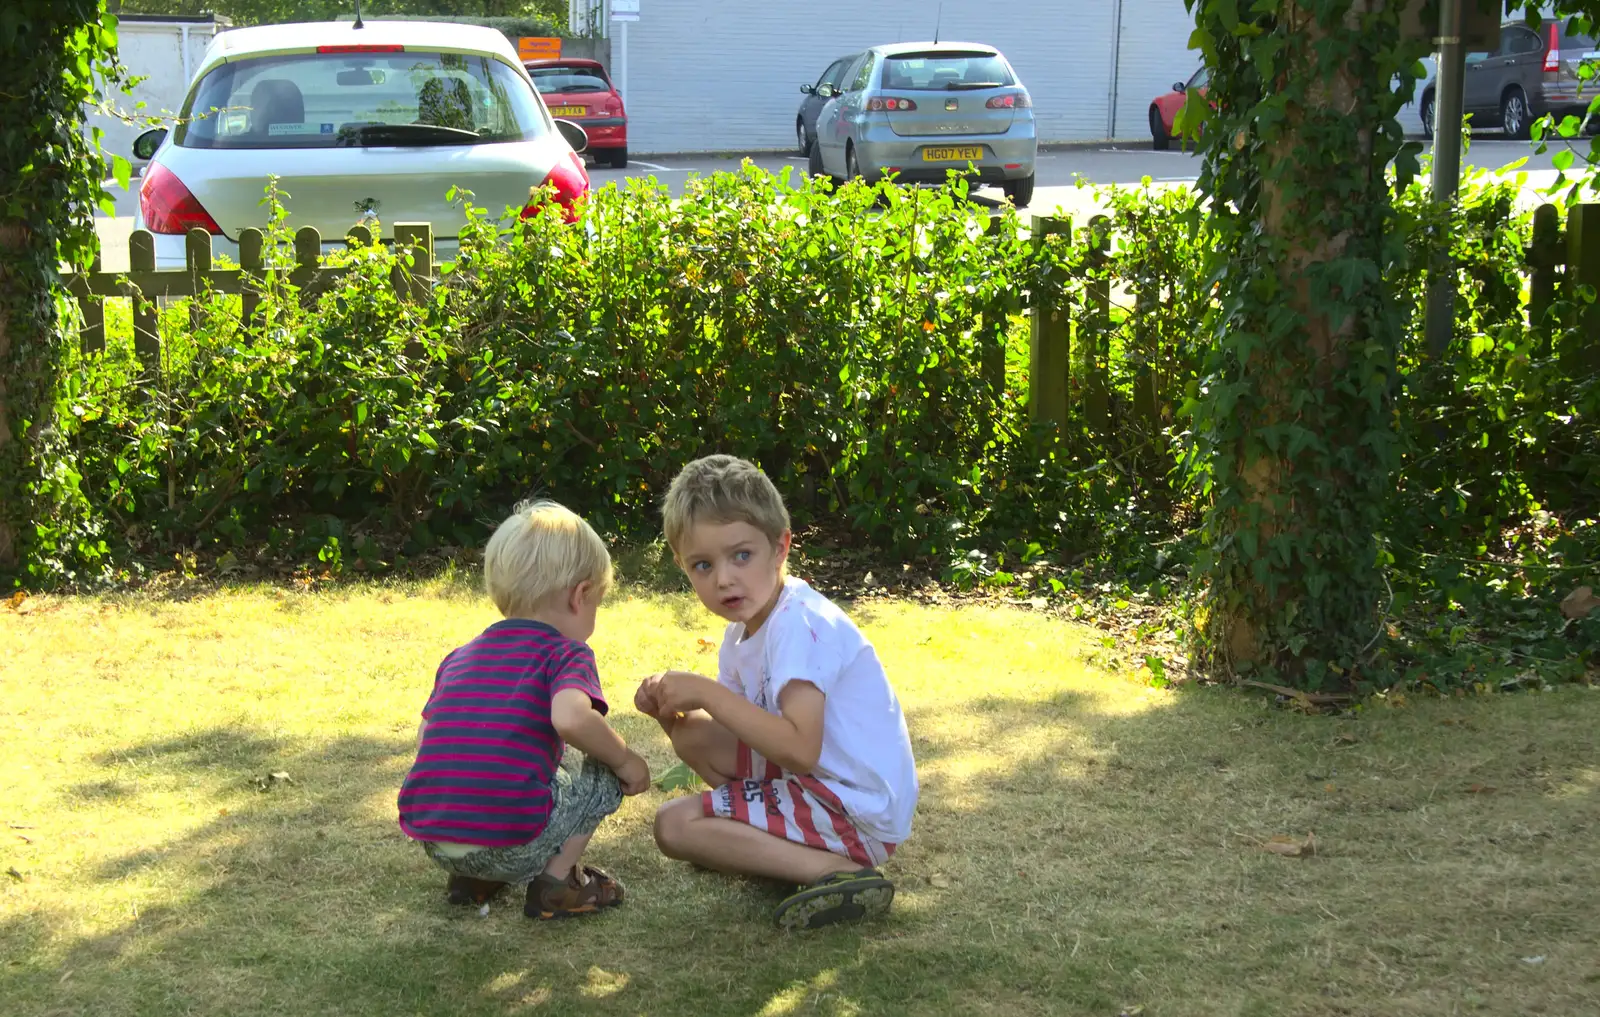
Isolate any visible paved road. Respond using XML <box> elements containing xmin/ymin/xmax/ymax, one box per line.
<box><xmin>92</xmin><ymin>137</ymin><xmax>1569</xmax><ymax>270</ymax></box>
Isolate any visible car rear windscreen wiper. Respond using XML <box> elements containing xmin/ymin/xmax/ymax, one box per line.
<box><xmin>342</xmin><ymin>122</ymin><xmax>480</xmax><ymax>146</ymax></box>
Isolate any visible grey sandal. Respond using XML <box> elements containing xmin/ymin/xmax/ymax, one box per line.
<box><xmin>773</xmin><ymin>868</ymin><xmax>895</xmax><ymax>931</ymax></box>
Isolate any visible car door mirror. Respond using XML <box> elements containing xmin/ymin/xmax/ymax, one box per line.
<box><xmin>801</xmin><ymin>83</ymin><xmax>815</xmax><ymax>94</ymax></box>
<box><xmin>1172</xmin><ymin>81</ymin><xmax>1187</xmax><ymax>93</ymax></box>
<box><xmin>132</xmin><ymin>127</ymin><xmax>168</xmax><ymax>161</ymax></box>
<box><xmin>554</xmin><ymin>118</ymin><xmax>588</xmax><ymax>154</ymax></box>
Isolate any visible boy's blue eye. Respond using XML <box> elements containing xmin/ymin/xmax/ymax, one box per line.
<box><xmin>734</xmin><ymin>550</ymin><xmax>752</xmax><ymax>563</ymax></box>
<box><xmin>691</xmin><ymin>561</ymin><xmax>711</xmax><ymax>572</ymax></box>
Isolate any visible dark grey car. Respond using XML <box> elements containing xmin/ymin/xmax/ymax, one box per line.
<box><xmin>797</xmin><ymin>54</ymin><xmax>860</xmax><ymax>155</ymax></box>
<box><xmin>1421</xmin><ymin>20</ymin><xmax>1597</xmax><ymax>139</ymax></box>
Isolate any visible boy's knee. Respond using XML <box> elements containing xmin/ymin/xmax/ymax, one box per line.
<box><xmin>652</xmin><ymin>798</ymin><xmax>695</xmax><ymax>858</ymax></box>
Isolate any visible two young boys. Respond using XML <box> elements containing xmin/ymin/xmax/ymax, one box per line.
<box><xmin>397</xmin><ymin>455</ymin><xmax>919</xmax><ymax>930</ymax></box>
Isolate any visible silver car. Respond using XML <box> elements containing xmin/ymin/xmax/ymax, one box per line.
<box><xmin>806</xmin><ymin>42</ymin><xmax>1037</xmax><ymax>206</ymax></box>
<box><xmin>131</xmin><ymin>20</ymin><xmax>592</xmax><ymax>270</ymax></box>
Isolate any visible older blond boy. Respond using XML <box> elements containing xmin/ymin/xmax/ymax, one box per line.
<box><xmin>635</xmin><ymin>456</ymin><xmax>919</xmax><ymax>930</ymax></box>
<box><xmin>398</xmin><ymin>499</ymin><xmax>650</xmax><ymax>919</ymax></box>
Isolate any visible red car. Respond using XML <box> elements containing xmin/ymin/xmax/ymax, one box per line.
<box><xmin>1149</xmin><ymin>67</ymin><xmax>1209</xmax><ymax>150</ymax></box>
<box><xmin>524</xmin><ymin>58</ymin><xmax>628</xmax><ymax>169</ymax></box>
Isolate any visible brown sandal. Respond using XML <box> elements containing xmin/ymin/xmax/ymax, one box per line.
<box><xmin>523</xmin><ymin>865</ymin><xmax>625</xmax><ymax>920</ymax></box>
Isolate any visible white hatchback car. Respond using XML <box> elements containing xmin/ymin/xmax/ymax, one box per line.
<box><xmin>133</xmin><ymin>19</ymin><xmax>592</xmax><ymax>269</ymax></box>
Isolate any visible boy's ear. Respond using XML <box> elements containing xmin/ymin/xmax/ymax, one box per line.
<box><xmin>775</xmin><ymin>530</ymin><xmax>792</xmax><ymax>562</ymax></box>
<box><xmin>569</xmin><ymin>580</ymin><xmax>592</xmax><ymax>613</ymax></box>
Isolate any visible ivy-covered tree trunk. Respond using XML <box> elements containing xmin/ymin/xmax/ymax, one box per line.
<box><xmin>0</xmin><ymin>3</ymin><xmax>120</xmax><ymax>582</ymax></box>
<box><xmin>1184</xmin><ymin>1</ymin><xmax>1428</xmax><ymax>689</ymax></box>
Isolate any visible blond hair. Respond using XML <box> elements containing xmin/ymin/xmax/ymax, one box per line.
<box><xmin>484</xmin><ymin>499</ymin><xmax>613</xmax><ymax>618</ymax></box>
<box><xmin>662</xmin><ymin>455</ymin><xmax>791</xmax><ymax>554</ymax></box>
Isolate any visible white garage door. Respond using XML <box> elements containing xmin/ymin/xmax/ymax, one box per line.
<box><xmin>1111</xmin><ymin>0</ymin><xmax>1201</xmax><ymax>142</ymax></box>
<box><xmin>618</xmin><ymin>0</ymin><xmax>1193</xmax><ymax>153</ymax></box>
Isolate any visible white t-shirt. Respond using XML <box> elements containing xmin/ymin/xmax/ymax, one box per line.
<box><xmin>718</xmin><ymin>577</ymin><xmax>919</xmax><ymax>843</ymax></box>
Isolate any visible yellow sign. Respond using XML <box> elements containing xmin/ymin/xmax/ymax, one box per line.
<box><xmin>518</xmin><ymin>37</ymin><xmax>562</xmax><ymax>61</ymax></box>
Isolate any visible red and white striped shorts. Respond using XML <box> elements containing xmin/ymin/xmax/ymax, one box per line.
<box><xmin>700</xmin><ymin>741</ymin><xmax>896</xmax><ymax>869</ymax></box>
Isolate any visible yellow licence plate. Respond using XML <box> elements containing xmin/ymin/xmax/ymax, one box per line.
<box><xmin>549</xmin><ymin>105</ymin><xmax>587</xmax><ymax>117</ymax></box>
<box><xmin>922</xmin><ymin>146</ymin><xmax>983</xmax><ymax>162</ymax></box>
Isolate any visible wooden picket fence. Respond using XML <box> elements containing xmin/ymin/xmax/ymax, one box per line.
<box><xmin>64</xmin><ymin>222</ymin><xmax>437</xmax><ymax>368</ymax></box>
<box><xmin>59</xmin><ymin>203</ymin><xmax>1600</xmax><ymax>435</ymax></box>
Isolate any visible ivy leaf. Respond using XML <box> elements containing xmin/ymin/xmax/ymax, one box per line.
<box><xmin>112</xmin><ymin>154</ymin><xmax>131</xmax><ymax>192</ymax></box>
<box><xmin>1553</xmin><ymin>149</ymin><xmax>1574</xmax><ymax>172</ymax></box>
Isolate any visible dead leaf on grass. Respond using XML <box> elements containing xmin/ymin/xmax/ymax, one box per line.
<box><xmin>1262</xmin><ymin>833</ymin><xmax>1317</xmax><ymax>858</ymax></box>
<box><xmin>1333</xmin><ymin>731</ymin><xmax>1359</xmax><ymax>746</ymax></box>
<box><xmin>1560</xmin><ymin>586</ymin><xmax>1599</xmax><ymax>620</ymax></box>
<box><xmin>1118</xmin><ymin>1007</ymin><xmax>1145</xmax><ymax>1017</ymax></box>
<box><xmin>5</xmin><ymin>592</ymin><xmax>26</xmax><ymax>611</ymax></box>
<box><xmin>695</xmin><ymin>638</ymin><xmax>715</xmax><ymax>653</ymax></box>
<box><xmin>1465</xmin><ymin>783</ymin><xmax>1497</xmax><ymax>794</ymax></box>
<box><xmin>6</xmin><ymin>866</ymin><xmax>23</xmax><ymax>881</ymax></box>
<box><xmin>929</xmin><ymin>873</ymin><xmax>951</xmax><ymax>888</ymax></box>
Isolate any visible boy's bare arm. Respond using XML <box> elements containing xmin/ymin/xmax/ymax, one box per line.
<box><xmin>655</xmin><ymin>671</ymin><xmax>824</xmax><ymax>774</ymax></box>
<box><xmin>551</xmin><ymin>688</ymin><xmax>651</xmax><ymax>794</ymax></box>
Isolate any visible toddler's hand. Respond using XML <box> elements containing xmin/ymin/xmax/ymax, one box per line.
<box><xmin>615</xmin><ymin>751</ymin><xmax>651</xmax><ymax>796</ymax></box>
<box><xmin>656</xmin><ymin>670</ymin><xmax>713</xmax><ymax>715</ymax></box>
<box><xmin>633</xmin><ymin>674</ymin><xmax>663</xmax><ymax>718</ymax></box>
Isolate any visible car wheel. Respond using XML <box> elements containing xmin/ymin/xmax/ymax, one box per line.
<box><xmin>1149</xmin><ymin>106</ymin><xmax>1170</xmax><ymax>151</ymax></box>
<box><xmin>1420</xmin><ymin>91</ymin><xmax>1436</xmax><ymax>141</ymax></box>
<box><xmin>607</xmin><ymin>146</ymin><xmax>628</xmax><ymax>169</ymax></box>
<box><xmin>1002</xmin><ymin>173</ymin><xmax>1035</xmax><ymax>208</ymax></box>
<box><xmin>797</xmin><ymin>120</ymin><xmax>809</xmax><ymax>157</ymax></box>
<box><xmin>846</xmin><ymin>143</ymin><xmax>862</xmax><ymax>181</ymax></box>
<box><xmin>1502</xmin><ymin>88</ymin><xmax>1530</xmax><ymax>140</ymax></box>
<box><xmin>807</xmin><ymin>138</ymin><xmax>826</xmax><ymax>179</ymax></box>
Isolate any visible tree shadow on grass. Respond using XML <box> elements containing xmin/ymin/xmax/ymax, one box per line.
<box><xmin>4</xmin><ymin>688</ymin><xmax>1598</xmax><ymax>1017</ymax></box>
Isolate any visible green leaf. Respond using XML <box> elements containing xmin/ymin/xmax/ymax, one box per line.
<box><xmin>1553</xmin><ymin>149</ymin><xmax>1575</xmax><ymax>172</ymax></box>
<box><xmin>654</xmin><ymin>761</ymin><xmax>702</xmax><ymax>793</ymax></box>
<box><xmin>112</xmin><ymin>155</ymin><xmax>131</xmax><ymax>192</ymax></box>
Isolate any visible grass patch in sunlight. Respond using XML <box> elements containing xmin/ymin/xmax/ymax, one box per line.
<box><xmin>2</xmin><ymin>581</ymin><xmax>1597</xmax><ymax>1017</ymax></box>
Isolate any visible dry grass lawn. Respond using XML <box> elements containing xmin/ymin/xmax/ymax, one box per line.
<box><xmin>1</xmin><ymin>580</ymin><xmax>1597</xmax><ymax>1017</ymax></box>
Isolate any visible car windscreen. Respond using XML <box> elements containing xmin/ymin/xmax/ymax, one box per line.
<box><xmin>175</xmin><ymin>50</ymin><xmax>546</xmax><ymax>149</ymax></box>
<box><xmin>529</xmin><ymin>66</ymin><xmax>612</xmax><ymax>93</ymax></box>
<box><xmin>880</xmin><ymin>51</ymin><xmax>1015</xmax><ymax>90</ymax></box>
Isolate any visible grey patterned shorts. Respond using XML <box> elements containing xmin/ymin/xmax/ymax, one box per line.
<box><xmin>420</xmin><ymin>749</ymin><xmax>623</xmax><ymax>884</ymax></box>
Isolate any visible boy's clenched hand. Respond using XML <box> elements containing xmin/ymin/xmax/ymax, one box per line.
<box><xmin>615</xmin><ymin>751</ymin><xmax>651</xmax><ymax>795</ymax></box>
<box><xmin>633</xmin><ymin>673</ymin><xmax>665</xmax><ymax>718</ymax></box>
<box><xmin>652</xmin><ymin>670</ymin><xmax>718</xmax><ymax>716</ymax></box>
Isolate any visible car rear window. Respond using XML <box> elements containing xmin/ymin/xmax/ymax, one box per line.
<box><xmin>175</xmin><ymin>50</ymin><xmax>547</xmax><ymax>149</ymax></box>
<box><xmin>1559</xmin><ymin>26</ymin><xmax>1596</xmax><ymax>48</ymax></box>
<box><xmin>881</xmin><ymin>51</ymin><xmax>1015</xmax><ymax>91</ymax></box>
<box><xmin>529</xmin><ymin>65</ymin><xmax>612</xmax><ymax>93</ymax></box>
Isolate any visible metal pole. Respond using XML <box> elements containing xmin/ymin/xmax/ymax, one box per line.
<box><xmin>1424</xmin><ymin>0</ymin><xmax>1466</xmax><ymax>356</ymax></box>
<box><xmin>618</xmin><ymin>18</ymin><xmax>628</xmax><ymax>104</ymax></box>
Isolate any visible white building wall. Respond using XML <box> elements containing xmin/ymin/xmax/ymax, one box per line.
<box><xmin>87</xmin><ymin>18</ymin><xmax>227</xmax><ymax>167</ymax></box>
<box><xmin>615</xmin><ymin>0</ymin><xmax>1195</xmax><ymax>153</ymax></box>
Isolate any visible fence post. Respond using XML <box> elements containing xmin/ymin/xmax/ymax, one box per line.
<box><xmin>1082</xmin><ymin>215</ymin><xmax>1112</xmax><ymax>439</ymax></box>
<box><xmin>1527</xmin><ymin>204</ymin><xmax>1561</xmax><ymax>349</ymax></box>
<box><xmin>239</xmin><ymin>228</ymin><xmax>264</xmax><ymax>330</ymax></box>
<box><xmin>1565</xmin><ymin>202</ymin><xmax>1600</xmax><ymax>373</ymax></box>
<box><xmin>1029</xmin><ymin>215</ymin><xmax>1071</xmax><ymax>429</ymax></box>
<box><xmin>393</xmin><ymin>222</ymin><xmax>434</xmax><ymax>303</ymax></box>
<box><xmin>186</xmin><ymin>228</ymin><xmax>212</xmax><ymax>333</ymax></box>
<box><xmin>129</xmin><ymin>229</ymin><xmax>160</xmax><ymax>373</ymax></box>
<box><xmin>1132</xmin><ymin>281</ymin><xmax>1160</xmax><ymax>432</ymax></box>
<box><xmin>291</xmin><ymin>226</ymin><xmax>321</xmax><ymax>292</ymax></box>
<box><xmin>979</xmin><ymin>215</ymin><xmax>1010</xmax><ymax>447</ymax></box>
<box><xmin>74</xmin><ymin>251</ymin><xmax>105</xmax><ymax>355</ymax></box>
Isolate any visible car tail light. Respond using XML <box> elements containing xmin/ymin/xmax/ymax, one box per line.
<box><xmin>521</xmin><ymin>152</ymin><xmax>590</xmax><ymax>223</ymax></box>
<box><xmin>986</xmin><ymin>94</ymin><xmax>1032</xmax><ymax>109</ymax></box>
<box><xmin>139</xmin><ymin>163</ymin><xmax>222</xmax><ymax>235</ymax></box>
<box><xmin>317</xmin><ymin>44</ymin><xmax>404</xmax><ymax>53</ymax></box>
<box><xmin>867</xmin><ymin>97</ymin><xmax>917</xmax><ymax>111</ymax></box>
<box><xmin>1545</xmin><ymin>24</ymin><xmax>1561</xmax><ymax>73</ymax></box>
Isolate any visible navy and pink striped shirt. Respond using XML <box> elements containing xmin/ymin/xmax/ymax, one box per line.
<box><xmin>397</xmin><ymin>619</ymin><xmax>607</xmax><ymax>848</ymax></box>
